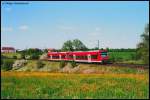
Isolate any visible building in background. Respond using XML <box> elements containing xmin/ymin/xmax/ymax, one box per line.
<box><xmin>1</xmin><ymin>47</ymin><xmax>16</xmax><ymax>53</ymax></box>
<box><xmin>47</xmin><ymin>48</ymin><xmax>55</xmax><ymax>52</ymax></box>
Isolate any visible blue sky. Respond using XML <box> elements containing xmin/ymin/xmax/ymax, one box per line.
<box><xmin>1</xmin><ymin>1</ymin><xmax>149</xmax><ymax>49</ymax></box>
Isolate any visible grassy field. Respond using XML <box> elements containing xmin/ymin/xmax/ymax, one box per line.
<box><xmin>1</xmin><ymin>52</ymin><xmax>21</xmax><ymax>59</ymax></box>
<box><xmin>108</xmin><ymin>52</ymin><xmax>144</xmax><ymax>64</ymax></box>
<box><xmin>1</xmin><ymin>71</ymin><xmax>149</xmax><ymax>99</ymax></box>
<box><xmin>108</xmin><ymin>52</ymin><xmax>136</xmax><ymax>61</ymax></box>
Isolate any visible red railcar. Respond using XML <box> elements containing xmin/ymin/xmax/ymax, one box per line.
<box><xmin>47</xmin><ymin>50</ymin><xmax>109</xmax><ymax>63</ymax></box>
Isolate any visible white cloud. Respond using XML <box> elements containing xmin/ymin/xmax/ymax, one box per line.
<box><xmin>19</xmin><ymin>25</ymin><xmax>28</xmax><ymax>31</ymax></box>
<box><xmin>1</xmin><ymin>27</ymin><xmax>13</xmax><ymax>32</ymax></box>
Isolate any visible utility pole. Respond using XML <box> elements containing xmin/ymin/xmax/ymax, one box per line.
<box><xmin>98</xmin><ymin>40</ymin><xmax>99</xmax><ymax>50</ymax></box>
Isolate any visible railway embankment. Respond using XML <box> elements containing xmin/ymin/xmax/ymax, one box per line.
<box><xmin>2</xmin><ymin>59</ymin><xmax>148</xmax><ymax>74</ymax></box>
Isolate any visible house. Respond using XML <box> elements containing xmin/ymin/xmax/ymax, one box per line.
<box><xmin>1</xmin><ymin>47</ymin><xmax>16</xmax><ymax>53</ymax></box>
<box><xmin>47</xmin><ymin>48</ymin><xmax>55</xmax><ymax>52</ymax></box>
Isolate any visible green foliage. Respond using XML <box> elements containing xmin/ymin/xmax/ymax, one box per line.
<box><xmin>59</xmin><ymin>61</ymin><xmax>67</xmax><ymax>68</ymax></box>
<box><xmin>1</xmin><ymin>58</ymin><xmax>3</xmax><ymax>66</ymax></box>
<box><xmin>62</xmin><ymin>40</ymin><xmax>74</xmax><ymax>51</ymax></box>
<box><xmin>44</xmin><ymin>49</ymin><xmax>48</xmax><ymax>53</ymax></box>
<box><xmin>1</xmin><ymin>55</ymin><xmax>7</xmax><ymax>65</ymax></box>
<box><xmin>36</xmin><ymin>61</ymin><xmax>44</xmax><ymax>69</ymax></box>
<box><xmin>20</xmin><ymin>53</ymin><xmax>25</xmax><ymax>59</ymax></box>
<box><xmin>70</xmin><ymin>61</ymin><xmax>77</xmax><ymax>68</ymax></box>
<box><xmin>31</xmin><ymin>54</ymin><xmax>39</xmax><ymax>59</ymax></box>
<box><xmin>19</xmin><ymin>48</ymin><xmax>43</xmax><ymax>60</ymax></box>
<box><xmin>72</xmin><ymin>39</ymin><xmax>88</xmax><ymax>51</ymax></box>
<box><xmin>13</xmin><ymin>55</ymin><xmax>17</xmax><ymax>59</ymax></box>
<box><xmin>61</xmin><ymin>39</ymin><xmax>88</xmax><ymax>51</ymax></box>
<box><xmin>1</xmin><ymin>59</ymin><xmax>14</xmax><ymax>71</ymax></box>
<box><xmin>137</xmin><ymin>23</ymin><xmax>149</xmax><ymax>64</ymax></box>
<box><xmin>107</xmin><ymin>48</ymin><xmax>136</xmax><ymax>52</ymax></box>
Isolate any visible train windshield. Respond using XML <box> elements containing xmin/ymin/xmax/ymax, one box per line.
<box><xmin>101</xmin><ymin>52</ymin><xmax>107</xmax><ymax>57</ymax></box>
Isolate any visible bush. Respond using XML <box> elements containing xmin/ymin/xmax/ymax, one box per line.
<box><xmin>31</xmin><ymin>54</ymin><xmax>39</xmax><ymax>59</ymax></box>
<box><xmin>36</xmin><ymin>61</ymin><xmax>44</xmax><ymax>69</ymax></box>
<box><xmin>70</xmin><ymin>61</ymin><xmax>77</xmax><ymax>68</ymax></box>
<box><xmin>1</xmin><ymin>59</ymin><xmax>3</xmax><ymax>66</ymax></box>
<box><xmin>1</xmin><ymin>59</ymin><xmax>14</xmax><ymax>71</ymax></box>
<box><xmin>13</xmin><ymin>55</ymin><xmax>17</xmax><ymax>59</ymax></box>
<box><xmin>20</xmin><ymin>53</ymin><xmax>25</xmax><ymax>59</ymax></box>
<box><xmin>59</xmin><ymin>61</ymin><xmax>66</xmax><ymax>68</ymax></box>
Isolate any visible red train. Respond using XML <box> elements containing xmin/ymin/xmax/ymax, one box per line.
<box><xmin>47</xmin><ymin>50</ymin><xmax>109</xmax><ymax>64</ymax></box>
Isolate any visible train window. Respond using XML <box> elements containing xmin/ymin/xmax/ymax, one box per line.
<box><xmin>76</xmin><ymin>56</ymin><xmax>81</xmax><ymax>59</ymax></box>
<box><xmin>91</xmin><ymin>55</ymin><xmax>98</xmax><ymax>59</ymax></box>
<box><xmin>69</xmin><ymin>55</ymin><xmax>73</xmax><ymax>59</ymax></box>
<box><xmin>76</xmin><ymin>55</ymin><xmax>88</xmax><ymax>60</ymax></box>
<box><xmin>52</xmin><ymin>55</ymin><xmax>59</xmax><ymax>59</ymax></box>
<box><xmin>61</xmin><ymin>55</ymin><xmax>65</xmax><ymax>59</ymax></box>
<box><xmin>83</xmin><ymin>56</ymin><xmax>88</xmax><ymax>60</ymax></box>
<box><xmin>101</xmin><ymin>52</ymin><xmax>107</xmax><ymax>57</ymax></box>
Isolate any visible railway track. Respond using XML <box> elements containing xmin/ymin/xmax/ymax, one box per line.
<box><xmin>104</xmin><ymin>63</ymin><xmax>149</xmax><ymax>69</ymax></box>
<box><xmin>74</xmin><ymin>62</ymin><xmax>149</xmax><ymax>69</ymax></box>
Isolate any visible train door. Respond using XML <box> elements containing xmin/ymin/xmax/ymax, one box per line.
<box><xmin>88</xmin><ymin>54</ymin><xmax>91</xmax><ymax>63</ymax></box>
<box><xmin>73</xmin><ymin>54</ymin><xmax>76</xmax><ymax>60</ymax></box>
<box><xmin>50</xmin><ymin>55</ymin><xmax>52</xmax><ymax>59</ymax></box>
<box><xmin>59</xmin><ymin>55</ymin><xmax>61</xmax><ymax>60</ymax></box>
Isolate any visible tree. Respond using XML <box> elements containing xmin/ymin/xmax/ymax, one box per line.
<box><xmin>31</xmin><ymin>53</ymin><xmax>39</xmax><ymax>59</ymax></box>
<box><xmin>61</xmin><ymin>39</ymin><xmax>88</xmax><ymax>51</ymax></box>
<box><xmin>72</xmin><ymin>39</ymin><xmax>88</xmax><ymax>51</ymax></box>
<box><xmin>137</xmin><ymin>23</ymin><xmax>149</xmax><ymax>64</ymax></box>
<box><xmin>44</xmin><ymin>49</ymin><xmax>48</xmax><ymax>53</ymax></box>
<box><xmin>62</xmin><ymin>40</ymin><xmax>74</xmax><ymax>51</ymax></box>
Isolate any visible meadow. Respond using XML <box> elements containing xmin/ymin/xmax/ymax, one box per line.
<box><xmin>1</xmin><ymin>71</ymin><xmax>149</xmax><ymax>99</ymax></box>
<box><xmin>1</xmin><ymin>52</ymin><xmax>149</xmax><ymax>99</ymax></box>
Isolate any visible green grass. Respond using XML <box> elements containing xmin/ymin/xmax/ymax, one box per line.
<box><xmin>108</xmin><ymin>52</ymin><xmax>144</xmax><ymax>64</ymax></box>
<box><xmin>1</xmin><ymin>72</ymin><xmax>149</xmax><ymax>99</ymax></box>
<box><xmin>108</xmin><ymin>51</ymin><xmax>136</xmax><ymax>61</ymax></box>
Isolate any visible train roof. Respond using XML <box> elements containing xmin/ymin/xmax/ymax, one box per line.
<box><xmin>48</xmin><ymin>50</ymin><xmax>107</xmax><ymax>54</ymax></box>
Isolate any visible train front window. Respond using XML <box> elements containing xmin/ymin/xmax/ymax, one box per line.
<box><xmin>101</xmin><ymin>52</ymin><xmax>107</xmax><ymax>57</ymax></box>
